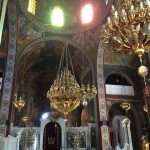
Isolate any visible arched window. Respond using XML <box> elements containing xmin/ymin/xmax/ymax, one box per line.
<box><xmin>106</xmin><ymin>74</ymin><xmax>134</xmax><ymax>96</ymax></box>
<box><xmin>106</xmin><ymin>74</ymin><xmax>130</xmax><ymax>86</ymax></box>
<box><xmin>51</xmin><ymin>6</ymin><xmax>64</xmax><ymax>27</ymax></box>
<box><xmin>28</xmin><ymin>0</ymin><xmax>37</xmax><ymax>16</ymax></box>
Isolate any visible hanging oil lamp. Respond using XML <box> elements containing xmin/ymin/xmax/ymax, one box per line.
<box><xmin>13</xmin><ymin>96</ymin><xmax>25</xmax><ymax>112</ymax></box>
<box><xmin>21</xmin><ymin>115</ymin><xmax>30</xmax><ymax>125</ymax></box>
<box><xmin>120</xmin><ymin>102</ymin><xmax>131</xmax><ymax>112</ymax></box>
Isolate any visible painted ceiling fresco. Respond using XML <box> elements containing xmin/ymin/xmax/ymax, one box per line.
<box><xmin>19</xmin><ymin>0</ymin><xmax>105</xmax><ymax>34</ymax></box>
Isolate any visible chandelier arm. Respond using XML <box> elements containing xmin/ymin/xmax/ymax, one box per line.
<box><xmin>130</xmin><ymin>24</ymin><xmax>142</xmax><ymax>46</ymax></box>
<box><xmin>117</xmin><ymin>27</ymin><xmax>133</xmax><ymax>47</ymax></box>
<box><xmin>138</xmin><ymin>23</ymin><xmax>146</xmax><ymax>44</ymax></box>
<box><xmin>144</xmin><ymin>36</ymin><xmax>150</xmax><ymax>45</ymax></box>
<box><xmin>112</xmin><ymin>37</ymin><xmax>130</xmax><ymax>50</ymax></box>
<box><xmin>144</xmin><ymin>23</ymin><xmax>150</xmax><ymax>45</ymax></box>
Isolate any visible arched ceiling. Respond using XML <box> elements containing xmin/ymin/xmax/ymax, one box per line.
<box><xmin>16</xmin><ymin>39</ymin><xmax>94</xmax><ymax>98</ymax></box>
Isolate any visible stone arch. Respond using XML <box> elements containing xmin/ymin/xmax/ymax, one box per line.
<box><xmin>16</xmin><ymin>36</ymin><xmax>95</xmax><ymax>86</ymax></box>
<box><xmin>105</xmin><ymin>71</ymin><xmax>134</xmax><ymax>86</ymax></box>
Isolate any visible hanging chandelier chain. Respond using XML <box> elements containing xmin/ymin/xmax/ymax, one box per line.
<box><xmin>58</xmin><ymin>44</ymin><xmax>65</xmax><ymax>75</ymax></box>
<box><xmin>67</xmin><ymin>42</ymin><xmax>75</xmax><ymax>76</ymax></box>
<box><xmin>65</xmin><ymin>42</ymin><xmax>69</xmax><ymax>68</ymax></box>
<box><xmin>81</xmin><ymin>52</ymin><xmax>84</xmax><ymax>85</ymax></box>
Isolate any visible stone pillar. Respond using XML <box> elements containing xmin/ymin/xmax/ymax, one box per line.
<box><xmin>0</xmin><ymin>0</ymin><xmax>17</xmax><ymax>136</ymax></box>
<box><xmin>0</xmin><ymin>0</ymin><xmax>8</xmax><ymax>45</ymax></box>
<box><xmin>97</xmin><ymin>46</ymin><xmax>110</xmax><ymax>150</ymax></box>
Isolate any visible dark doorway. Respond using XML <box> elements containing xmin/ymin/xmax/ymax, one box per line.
<box><xmin>43</xmin><ymin>122</ymin><xmax>61</xmax><ymax>150</ymax></box>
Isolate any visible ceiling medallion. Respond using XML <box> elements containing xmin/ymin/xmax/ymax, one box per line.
<box><xmin>47</xmin><ymin>42</ymin><xmax>97</xmax><ymax>118</ymax></box>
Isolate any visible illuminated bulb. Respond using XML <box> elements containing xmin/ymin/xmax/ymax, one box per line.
<box><xmin>105</xmin><ymin>0</ymin><xmax>109</xmax><ymax>5</ymax></box>
<box><xmin>28</xmin><ymin>0</ymin><xmax>36</xmax><ymax>16</ymax></box>
<box><xmin>82</xmin><ymin>99</ymin><xmax>88</xmax><ymax>106</ymax></box>
<box><xmin>147</xmin><ymin>0</ymin><xmax>150</xmax><ymax>6</ymax></box>
<box><xmin>51</xmin><ymin>6</ymin><xmax>64</xmax><ymax>27</ymax></box>
<box><xmin>138</xmin><ymin>65</ymin><xmax>148</xmax><ymax>77</ymax></box>
<box><xmin>81</xmin><ymin>4</ymin><xmax>93</xmax><ymax>24</ymax></box>
<box><xmin>143</xmin><ymin>105</ymin><xmax>148</xmax><ymax>112</ymax></box>
<box><xmin>140</xmin><ymin>2</ymin><xmax>144</xmax><ymax>8</ymax></box>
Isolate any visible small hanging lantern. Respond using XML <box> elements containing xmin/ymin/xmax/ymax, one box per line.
<box><xmin>120</xmin><ymin>102</ymin><xmax>131</xmax><ymax>112</ymax></box>
<box><xmin>13</xmin><ymin>97</ymin><xmax>25</xmax><ymax>112</ymax></box>
<box><xmin>21</xmin><ymin>115</ymin><xmax>30</xmax><ymax>125</ymax></box>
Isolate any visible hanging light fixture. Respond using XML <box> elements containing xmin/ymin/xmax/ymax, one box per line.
<box><xmin>100</xmin><ymin>0</ymin><xmax>150</xmax><ymax>76</ymax></box>
<box><xmin>13</xmin><ymin>84</ymin><xmax>26</xmax><ymax>112</ymax></box>
<box><xmin>47</xmin><ymin>41</ymin><xmax>97</xmax><ymax>118</ymax></box>
<box><xmin>120</xmin><ymin>102</ymin><xmax>131</xmax><ymax>112</ymax></box>
<box><xmin>21</xmin><ymin>115</ymin><xmax>30</xmax><ymax>125</ymax></box>
<box><xmin>13</xmin><ymin>96</ymin><xmax>25</xmax><ymax>112</ymax></box>
<box><xmin>120</xmin><ymin>79</ymin><xmax>131</xmax><ymax>113</ymax></box>
<box><xmin>13</xmin><ymin>56</ymin><xmax>26</xmax><ymax>111</ymax></box>
<box><xmin>100</xmin><ymin>0</ymin><xmax>150</xmax><ymax>116</ymax></box>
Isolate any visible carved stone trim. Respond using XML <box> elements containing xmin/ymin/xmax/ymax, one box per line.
<box><xmin>0</xmin><ymin>1</ymin><xmax>17</xmax><ymax>136</ymax></box>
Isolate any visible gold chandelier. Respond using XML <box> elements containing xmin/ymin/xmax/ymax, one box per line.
<box><xmin>13</xmin><ymin>96</ymin><xmax>25</xmax><ymax>112</ymax></box>
<box><xmin>100</xmin><ymin>0</ymin><xmax>150</xmax><ymax>77</ymax></box>
<box><xmin>47</xmin><ymin>42</ymin><xmax>97</xmax><ymax>118</ymax></box>
<box><xmin>100</xmin><ymin>0</ymin><xmax>150</xmax><ymax>115</ymax></box>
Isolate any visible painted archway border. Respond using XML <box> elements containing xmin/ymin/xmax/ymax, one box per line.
<box><xmin>0</xmin><ymin>0</ymin><xmax>17</xmax><ymax>136</ymax></box>
<box><xmin>17</xmin><ymin>37</ymin><xmax>95</xmax><ymax>82</ymax></box>
<box><xmin>97</xmin><ymin>46</ymin><xmax>110</xmax><ymax>149</ymax></box>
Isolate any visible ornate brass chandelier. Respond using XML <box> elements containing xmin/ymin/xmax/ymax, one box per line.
<box><xmin>47</xmin><ymin>42</ymin><xmax>97</xmax><ymax>118</ymax></box>
<box><xmin>100</xmin><ymin>0</ymin><xmax>150</xmax><ymax>75</ymax></box>
<box><xmin>100</xmin><ymin>0</ymin><xmax>150</xmax><ymax>115</ymax></box>
<box><xmin>13</xmin><ymin>96</ymin><xmax>25</xmax><ymax>112</ymax></box>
